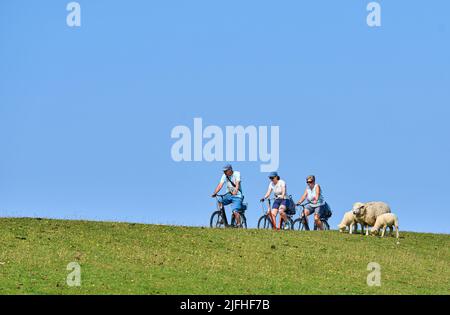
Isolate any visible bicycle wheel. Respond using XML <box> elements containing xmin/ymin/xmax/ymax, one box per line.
<box><xmin>281</xmin><ymin>217</ymin><xmax>294</xmax><ymax>230</ymax></box>
<box><xmin>240</xmin><ymin>214</ymin><xmax>248</xmax><ymax>229</ymax></box>
<box><xmin>257</xmin><ymin>215</ymin><xmax>273</xmax><ymax>229</ymax></box>
<box><xmin>230</xmin><ymin>212</ymin><xmax>247</xmax><ymax>229</ymax></box>
<box><xmin>292</xmin><ymin>217</ymin><xmax>309</xmax><ymax>231</ymax></box>
<box><xmin>210</xmin><ymin>211</ymin><xmax>226</xmax><ymax>228</ymax></box>
<box><xmin>314</xmin><ymin>220</ymin><xmax>330</xmax><ymax>230</ymax></box>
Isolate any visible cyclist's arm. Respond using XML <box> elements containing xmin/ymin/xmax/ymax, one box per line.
<box><xmin>231</xmin><ymin>181</ymin><xmax>240</xmax><ymax>195</ymax></box>
<box><xmin>313</xmin><ymin>185</ymin><xmax>321</xmax><ymax>204</ymax></box>
<box><xmin>212</xmin><ymin>182</ymin><xmax>224</xmax><ymax>197</ymax></box>
<box><xmin>297</xmin><ymin>189</ymin><xmax>308</xmax><ymax>204</ymax></box>
<box><xmin>262</xmin><ymin>186</ymin><xmax>272</xmax><ymax>200</ymax></box>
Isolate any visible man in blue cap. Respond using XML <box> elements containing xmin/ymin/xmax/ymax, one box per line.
<box><xmin>211</xmin><ymin>164</ymin><xmax>244</xmax><ymax>227</ymax></box>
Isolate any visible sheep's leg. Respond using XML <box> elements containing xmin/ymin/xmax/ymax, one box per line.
<box><xmin>366</xmin><ymin>225</ymin><xmax>369</xmax><ymax>236</ymax></box>
<box><xmin>349</xmin><ymin>223</ymin><xmax>354</xmax><ymax>234</ymax></box>
<box><xmin>381</xmin><ymin>226</ymin><xmax>386</xmax><ymax>237</ymax></box>
<box><xmin>395</xmin><ymin>226</ymin><xmax>399</xmax><ymax>239</ymax></box>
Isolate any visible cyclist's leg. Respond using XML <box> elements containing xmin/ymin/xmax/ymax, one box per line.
<box><xmin>303</xmin><ymin>204</ymin><xmax>313</xmax><ymax>224</ymax></box>
<box><xmin>314</xmin><ymin>206</ymin><xmax>323</xmax><ymax>230</ymax></box>
<box><xmin>233</xmin><ymin>209</ymin><xmax>246</xmax><ymax>227</ymax></box>
<box><xmin>280</xmin><ymin>199</ymin><xmax>294</xmax><ymax>229</ymax></box>
<box><xmin>217</xmin><ymin>194</ymin><xmax>232</xmax><ymax>208</ymax></box>
<box><xmin>279</xmin><ymin>205</ymin><xmax>287</xmax><ymax>229</ymax></box>
<box><xmin>270</xmin><ymin>208</ymin><xmax>279</xmax><ymax>230</ymax></box>
<box><xmin>232</xmin><ymin>210</ymin><xmax>241</xmax><ymax>226</ymax></box>
<box><xmin>231</xmin><ymin>196</ymin><xmax>243</xmax><ymax>226</ymax></box>
<box><xmin>303</xmin><ymin>209</ymin><xmax>311</xmax><ymax>218</ymax></box>
<box><xmin>272</xmin><ymin>199</ymin><xmax>282</xmax><ymax>230</ymax></box>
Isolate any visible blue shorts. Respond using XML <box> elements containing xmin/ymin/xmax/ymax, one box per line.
<box><xmin>305</xmin><ymin>203</ymin><xmax>325</xmax><ymax>217</ymax></box>
<box><xmin>273</xmin><ymin>199</ymin><xmax>295</xmax><ymax>215</ymax></box>
<box><xmin>218</xmin><ymin>194</ymin><xmax>245</xmax><ymax>213</ymax></box>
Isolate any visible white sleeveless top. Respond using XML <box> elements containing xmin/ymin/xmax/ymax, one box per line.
<box><xmin>306</xmin><ymin>184</ymin><xmax>325</xmax><ymax>205</ymax></box>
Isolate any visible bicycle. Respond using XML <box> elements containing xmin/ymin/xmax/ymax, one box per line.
<box><xmin>292</xmin><ymin>204</ymin><xmax>331</xmax><ymax>231</ymax></box>
<box><xmin>257</xmin><ymin>198</ymin><xmax>296</xmax><ymax>230</ymax></box>
<box><xmin>210</xmin><ymin>194</ymin><xmax>247</xmax><ymax>229</ymax></box>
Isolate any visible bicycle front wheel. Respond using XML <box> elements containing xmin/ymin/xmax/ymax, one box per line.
<box><xmin>210</xmin><ymin>211</ymin><xmax>226</xmax><ymax>228</ymax></box>
<box><xmin>292</xmin><ymin>217</ymin><xmax>309</xmax><ymax>231</ymax></box>
<box><xmin>257</xmin><ymin>215</ymin><xmax>273</xmax><ymax>229</ymax></box>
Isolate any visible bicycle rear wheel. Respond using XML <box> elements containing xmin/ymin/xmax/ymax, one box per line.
<box><xmin>257</xmin><ymin>215</ymin><xmax>273</xmax><ymax>229</ymax></box>
<box><xmin>232</xmin><ymin>213</ymin><xmax>247</xmax><ymax>229</ymax></box>
<box><xmin>210</xmin><ymin>211</ymin><xmax>226</xmax><ymax>228</ymax></box>
<box><xmin>240</xmin><ymin>214</ymin><xmax>248</xmax><ymax>229</ymax></box>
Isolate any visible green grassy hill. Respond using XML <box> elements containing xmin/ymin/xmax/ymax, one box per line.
<box><xmin>0</xmin><ymin>217</ymin><xmax>449</xmax><ymax>295</ymax></box>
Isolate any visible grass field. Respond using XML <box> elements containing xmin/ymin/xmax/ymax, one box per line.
<box><xmin>0</xmin><ymin>217</ymin><xmax>449</xmax><ymax>295</ymax></box>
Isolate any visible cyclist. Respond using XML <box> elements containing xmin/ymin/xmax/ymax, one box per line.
<box><xmin>211</xmin><ymin>164</ymin><xmax>245</xmax><ymax>227</ymax></box>
<box><xmin>260</xmin><ymin>172</ymin><xmax>292</xmax><ymax>230</ymax></box>
<box><xmin>296</xmin><ymin>175</ymin><xmax>326</xmax><ymax>230</ymax></box>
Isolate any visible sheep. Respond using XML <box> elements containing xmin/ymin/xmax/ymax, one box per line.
<box><xmin>371</xmin><ymin>213</ymin><xmax>399</xmax><ymax>239</ymax></box>
<box><xmin>352</xmin><ymin>201</ymin><xmax>391</xmax><ymax>236</ymax></box>
<box><xmin>338</xmin><ymin>211</ymin><xmax>358</xmax><ymax>234</ymax></box>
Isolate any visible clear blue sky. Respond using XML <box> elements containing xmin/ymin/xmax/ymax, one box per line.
<box><xmin>1</xmin><ymin>1</ymin><xmax>449</xmax><ymax>233</ymax></box>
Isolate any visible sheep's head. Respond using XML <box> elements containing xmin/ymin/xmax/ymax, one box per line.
<box><xmin>352</xmin><ymin>202</ymin><xmax>366</xmax><ymax>216</ymax></box>
<box><xmin>370</xmin><ymin>226</ymin><xmax>379</xmax><ymax>235</ymax></box>
<box><xmin>338</xmin><ymin>224</ymin><xmax>346</xmax><ymax>232</ymax></box>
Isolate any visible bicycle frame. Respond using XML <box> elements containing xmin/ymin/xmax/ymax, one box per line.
<box><xmin>294</xmin><ymin>204</ymin><xmax>309</xmax><ymax>230</ymax></box>
<box><xmin>215</xmin><ymin>194</ymin><xmax>230</xmax><ymax>226</ymax></box>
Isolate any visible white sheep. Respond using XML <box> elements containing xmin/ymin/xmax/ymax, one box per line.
<box><xmin>371</xmin><ymin>213</ymin><xmax>399</xmax><ymax>239</ymax></box>
<box><xmin>338</xmin><ymin>211</ymin><xmax>358</xmax><ymax>234</ymax></box>
<box><xmin>352</xmin><ymin>201</ymin><xmax>391</xmax><ymax>236</ymax></box>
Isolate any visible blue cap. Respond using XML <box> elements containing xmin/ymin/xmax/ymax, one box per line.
<box><xmin>222</xmin><ymin>164</ymin><xmax>233</xmax><ymax>171</ymax></box>
<box><xmin>268</xmin><ymin>171</ymin><xmax>279</xmax><ymax>178</ymax></box>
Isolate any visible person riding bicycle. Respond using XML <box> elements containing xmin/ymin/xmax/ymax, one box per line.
<box><xmin>296</xmin><ymin>175</ymin><xmax>327</xmax><ymax>230</ymax></box>
<box><xmin>260</xmin><ymin>172</ymin><xmax>293</xmax><ymax>230</ymax></box>
<box><xmin>211</xmin><ymin>164</ymin><xmax>245</xmax><ymax>227</ymax></box>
